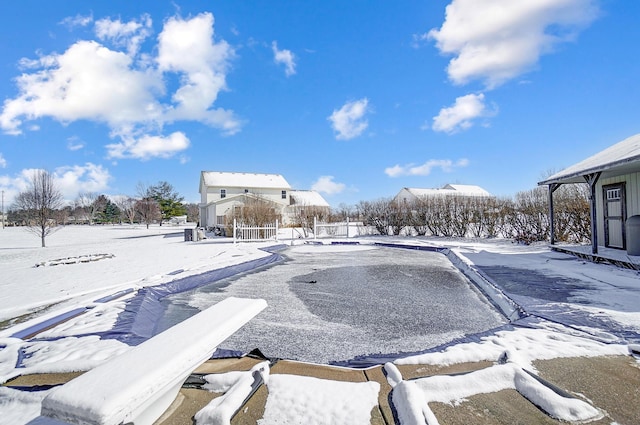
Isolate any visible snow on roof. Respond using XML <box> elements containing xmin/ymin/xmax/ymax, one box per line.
<box><xmin>442</xmin><ymin>184</ymin><xmax>492</xmax><ymax>196</ymax></box>
<box><xmin>404</xmin><ymin>184</ymin><xmax>491</xmax><ymax>198</ymax></box>
<box><xmin>201</xmin><ymin>171</ymin><xmax>291</xmax><ymax>190</ymax></box>
<box><xmin>539</xmin><ymin>133</ymin><xmax>640</xmax><ymax>185</ymax></box>
<box><xmin>405</xmin><ymin>188</ymin><xmax>445</xmax><ymax>197</ymax></box>
<box><xmin>290</xmin><ymin>190</ymin><xmax>330</xmax><ymax>207</ymax></box>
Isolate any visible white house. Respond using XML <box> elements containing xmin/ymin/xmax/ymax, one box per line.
<box><xmin>394</xmin><ymin>184</ymin><xmax>492</xmax><ymax>204</ymax></box>
<box><xmin>285</xmin><ymin>190</ymin><xmax>331</xmax><ymax>223</ymax></box>
<box><xmin>199</xmin><ymin>171</ymin><xmax>330</xmax><ymax>228</ymax></box>
<box><xmin>539</xmin><ymin>133</ymin><xmax>640</xmax><ymax>255</ymax></box>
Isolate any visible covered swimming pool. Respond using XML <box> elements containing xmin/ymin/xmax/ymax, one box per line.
<box><xmin>156</xmin><ymin>244</ymin><xmax>508</xmax><ymax>364</ymax></box>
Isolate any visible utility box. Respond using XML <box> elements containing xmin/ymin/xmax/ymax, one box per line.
<box><xmin>184</xmin><ymin>228</ymin><xmax>194</xmax><ymax>242</ymax></box>
<box><xmin>626</xmin><ymin>215</ymin><xmax>640</xmax><ymax>256</ymax></box>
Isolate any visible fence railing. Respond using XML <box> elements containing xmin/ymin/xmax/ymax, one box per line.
<box><xmin>233</xmin><ymin>219</ymin><xmax>279</xmax><ymax>244</ymax></box>
<box><xmin>313</xmin><ymin>216</ymin><xmax>352</xmax><ymax>239</ymax></box>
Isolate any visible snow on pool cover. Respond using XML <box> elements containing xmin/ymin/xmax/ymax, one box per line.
<box><xmin>156</xmin><ymin>244</ymin><xmax>508</xmax><ymax>365</ymax></box>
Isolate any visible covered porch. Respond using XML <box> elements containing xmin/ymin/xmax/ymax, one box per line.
<box><xmin>539</xmin><ymin>133</ymin><xmax>640</xmax><ymax>258</ymax></box>
<box><xmin>550</xmin><ymin>244</ymin><xmax>640</xmax><ymax>270</ymax></box>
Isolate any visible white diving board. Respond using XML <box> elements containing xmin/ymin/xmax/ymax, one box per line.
<box><xmin>38</xmin><ymin>297</ymin><xmax>267</xmax><ymax>425</ymax></box>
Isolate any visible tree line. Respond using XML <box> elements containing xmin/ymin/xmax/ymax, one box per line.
<box><xmin>7</xmin><ymin>170</ymin><xmax>197</xmax><ymax>246</ymax></box>
<box><xmin>8</xmin><ymin>170</ymin><xmax>591</xmax><ymax>248</ymax></box>
<box><xmin>220</xmin><ymin>184</ymin><xmax>590</xmax><ymax>245</ymax></box>
<box><xmin>352</xmin><ymin>185</ymin><xmax>590</xmax><ymax>244</ymax></box>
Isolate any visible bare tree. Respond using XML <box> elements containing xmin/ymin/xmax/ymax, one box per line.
<box><xmin>135</xmin><ymin>183</ymin><xmax>161</xmax><ymax>229</ymax></box>
<box><xmin>13</xmin><ymin>170</ymin><xmax>64</xmax><ymax>247</ymax></box>
<box><xmin>289</xmin><ymin>204</ymin><xmax>330</xmax><ymax>237</ymax></box>
<box><xmin>184</xmin><ymin>203</ymin><xmax>200</xmax><ymax>224</ymax></box>
<box><xmin>388</xmin><ymin>199</ymin><xmax>411</xmax><ymax>235</ymax></box>
<box><xmin>135</xmin><ymin>198</ymin><xmax>160</xmax><ymax>229</ymax></box>
<box><xmin>504</xmin><ymin>187</ymin><xmax>550</xmax><ymax>243</ymax></box>
<box><xmin>551</xmin><ymin>183</ymin><xmax>591</xmax><ymax>243</ymax></box>
<box><xmin>357</xmin><ymin>198</ymin><xmax>394</xmax><ymax>235</ymax></box>
<box><xmin>226</xmin><ymin>195</ymin><xmax>281</xmax><ymax>237</ymax></box>
<box><xmin>113</xmin><ymin>196</ymin><xmax>137</xmax><ymax>225</ymax></box>
<box><xmin>75</xmin><ymin>192</ymin><xmax>106</xmax><ymax>225</ymax></box>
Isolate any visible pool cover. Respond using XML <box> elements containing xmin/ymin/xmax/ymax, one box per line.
<box><xmin>103</xmin><ymin>250</ymin><xmax>284</xmax><ymax>345</ymax></box>
<box><xmin>159</xmin><ymin>245</ymin><xmax>508</xmax><ymax>364</ymax></box>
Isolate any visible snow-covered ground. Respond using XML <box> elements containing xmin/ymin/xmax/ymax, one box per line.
<box><xmin>0</xmin><ymin>225</ymin><xmax>638</xmax><ymax>424</ymax></box>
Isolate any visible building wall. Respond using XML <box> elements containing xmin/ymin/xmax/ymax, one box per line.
<box><xmin>394</xmin><ymin>188</ymin><xmax>417</xmax><ymax>204</ymax></box>
<box><xmin>595</xmin><ymin>171</ymin><xmax>640</xmax><ymax>247</ymax></box>
<box><xmin>203</xmin><ymin>186</ymin><xmax>289</xmax><ymax>206</ymax></box>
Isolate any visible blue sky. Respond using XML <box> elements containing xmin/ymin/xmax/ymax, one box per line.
<box><xmin>1</xmin><ymin>0</ymin><xmax>639</xmax><ymax>208</ymax></box>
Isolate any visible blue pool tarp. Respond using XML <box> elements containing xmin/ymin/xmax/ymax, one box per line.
<box><xmin>104</xmin><ymin>251</ymin><xmax>283</xmax><ymax>345</ymax></box>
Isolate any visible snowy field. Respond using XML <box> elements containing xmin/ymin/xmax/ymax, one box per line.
<box><xmin>0</xmin><ymin>225</ymin><xmax>639</xmax><ymax>424</ymax></box>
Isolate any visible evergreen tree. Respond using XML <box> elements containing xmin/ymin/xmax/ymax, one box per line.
<box><xmin>148</xmin><ymin>181</ymin><xmax>186</xmax><ymax>225</ymax></box>
<box><xmin>102</xmin><ymin>199</ymin><xmax>121</xmax><ymax>224</ymax></box>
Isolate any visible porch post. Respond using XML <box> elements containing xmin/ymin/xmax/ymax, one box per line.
<box><xmin>584</xmin><ymin>172</ymin><xmax>601</xmax><ymax>254</ymax></box>
<box><xmin>548</xmin><ymin>183</ymin><xmax>561</xmax><ymax>245</ymax></box>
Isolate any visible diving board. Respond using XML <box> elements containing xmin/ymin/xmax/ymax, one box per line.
<box><xmin>39</xmin><ymin>297</ymin><xmax>267</xmax><ymax>425</ymax></box>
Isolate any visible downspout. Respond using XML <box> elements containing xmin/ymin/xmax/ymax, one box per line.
<box><xmin>548</xmin><ymin>183</ymin><xmax>561</xmax><ymax>245</ymax></box>
<box><xmin>584</xmin><ymin>172</ymin><xmax>602</xmax><ymax>254</ymax></box>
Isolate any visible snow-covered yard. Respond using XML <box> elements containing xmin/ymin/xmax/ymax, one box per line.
<box><xmin>0</xmin><ymin>225</ymin><xmax>639</xmax><ymax>424</ymax></box>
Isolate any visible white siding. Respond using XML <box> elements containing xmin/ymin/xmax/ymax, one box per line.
<box><xmin>595</xmin><ymin>171</ymin><xmax>640</xmax><ymax>247</ymax></box>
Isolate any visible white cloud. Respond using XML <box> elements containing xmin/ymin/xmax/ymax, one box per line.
<box><xmin>431</xmin><ymin>93</ymin><xmax>491</xmax><ymax>133</ymax></box>
<box><xmin>272</xmin><ymin>41</ymin><xmax>296</xmax><ymax>76</ymax></box>
<box><xmin>157</xmin><ymin>13</ymin><xmax>240</xmax><ymax>133</ymax></box>
<box><xmin>106</xmin><ymin>131</ymin><xmax>190</xmax><ymax>160</ymax></box>
<box><xmin>67</xmin><ymin>137</ymin><xmax>85</xmax><ymax>151</ymax></box>
<box><xmin>311</xmin><ymin>176</ymin><xmax>346</xmax><ymax>195</ymax></box>
<box><xmin>95</xmin><ymin>14</ymin><xmax>152</xmax><ymax>56</ymax></box>
<box><xmin>0</xmin><ymin>153</ymin><xmax>6</xmax><ymax>168</ymax></box>
<box><xmin>428</xmin><ymin>0</ymin><xmax>599</xmax><ymax>88</ymax></box>
<box><xmin>385</xmin><ymin>158</ymin><xmax>469</xmax><ymax>177</ymax></box>
<box><xmin>0</xmin><ymin>39</ymin><xmax>163</xmax><ymax>134</ymax></box>
<box><xmin>0</xmin><ymin>173</ymin><xmax>29</xmax><ymax>206</ymax></box>
<box><xmin>0</xmin><ymin>163</ymin><xmax>111</xmax><ymax>205</ymax></box>
<box><xmin>53</xmin><ymin>163</ymin><xmax>112</xmax><ymax>200</ymax></box>
<box><xmin>328</xmin><ymin>98</ymin><xmax>370</xmax><ymax>140</ymax></box>
<box><xmin>0</xmin><ymin>12</ymin><xmax>239</xmax><ymax>160</ymax></box>
<box><xmin>60</xmin><ymin>13</ymin><xmax>94</xmax><ymax>29</ymax></box>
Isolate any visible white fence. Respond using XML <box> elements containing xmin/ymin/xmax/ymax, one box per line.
<box><xmin>313</xmin><ymin>216</ymin><xmax>353</xmax><ymax>239</ymax></box>
<box><xmin>233</xmin><ymin>219</ymin><xmax>279</xmax><ymax>243</ymax></box>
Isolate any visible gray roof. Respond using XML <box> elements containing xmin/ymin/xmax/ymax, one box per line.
<box><xmin>539</xmin><ymin>133</ymin><xmax>640</xmax><ymax>185</ymax></box>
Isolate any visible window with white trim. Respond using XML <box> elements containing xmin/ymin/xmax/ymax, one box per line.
<box><xmin>606</xmin><ymin>188</ymin><xmax>621</xmax><ymax>200</ymax></box>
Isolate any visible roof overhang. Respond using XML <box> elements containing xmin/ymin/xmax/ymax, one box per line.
<box><xmin>538</xmin><ymin>155</ymin><xmax>640</xmax><ymax>185</ymax></box>
<box><xmin>538</xmin><ymin>133</ymin><xmax>640</xmax><ymax>186</ymax></box>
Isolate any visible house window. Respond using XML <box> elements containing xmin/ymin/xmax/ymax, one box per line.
<box><xmin>220</xmin><ymin>189</ymin><xmax>226</xmax><ymax>198</ymax></box>
<box><xmin>607</xmin><ymin>188</ymin><xmax>621</xmax><ymax>200</ymax></box>
<box><xmin>282</xmin><ymin>190</ymin><xmax>287</xmax><ymax>199</ymax></box>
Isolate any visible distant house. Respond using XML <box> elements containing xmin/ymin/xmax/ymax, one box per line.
<box><xmin>285</xmin><ymin>190</ymin><xmax>331</xmax><ymax>223</ymax></box>
<box><xmin>288</xmin><ymin>190</ymin><xmax>331</xmax><ymax>212</ymax></box>
<box><xmin>199</xmin><ymin>171</ymin><xmax>330</xmax><ymax>228</ymax></box>
<box><xmin>539</xmin><ymin>133</ymin><xmax>640</xmax><ymax>255</ymax></box>
<box><xmin>393</xmin><ymin>184</ymin><xmax>492</xmax><ymax>204</ymax></box>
